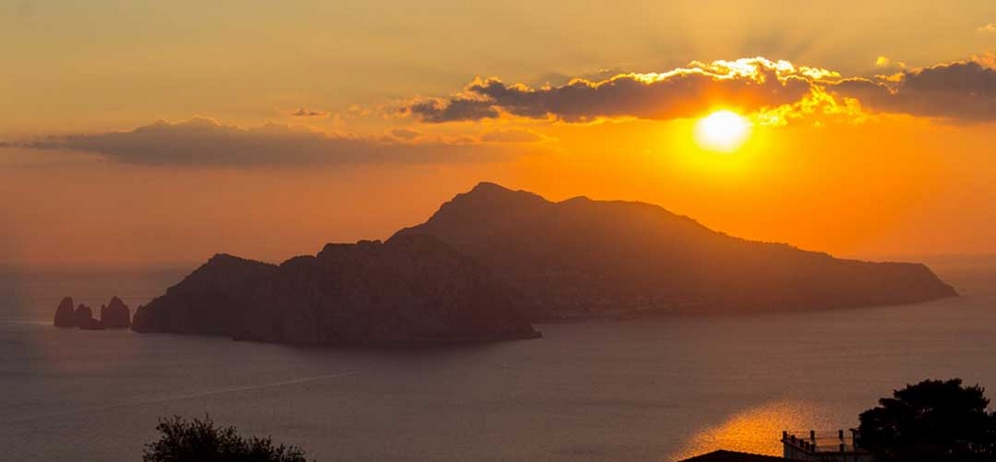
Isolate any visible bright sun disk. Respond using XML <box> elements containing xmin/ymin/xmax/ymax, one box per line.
<box><xmin>694</xmin><ymin>110</ymin><xmax>752</xmax><ymax>153</ymax></box>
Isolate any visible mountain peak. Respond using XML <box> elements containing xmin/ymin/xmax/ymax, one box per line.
<box><xmin>453</xmin><ymin>182</ymin><xmax>549</xmax><ymax>207</ymax></box>
<box><xmin>469</xmin><ymin>181</ymin><xmax>511</xmax><ymax>193</ymax></box>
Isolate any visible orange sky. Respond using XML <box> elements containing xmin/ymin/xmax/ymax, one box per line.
<box><xmin>2</xmin><ymin>2</ymin><xmax>995</xmax><ymax>269</ymax></box>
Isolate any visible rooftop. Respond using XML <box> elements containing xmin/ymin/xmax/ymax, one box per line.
<box><xmin>678</xmin><ymin>450</ymin><xmax>793</xmax><ymax>462</ymax></box>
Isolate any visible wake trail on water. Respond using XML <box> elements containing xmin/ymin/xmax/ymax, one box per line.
<box><xmin>0</xmin><ymin>370</ymin><xmax>361</xmax><ymax>425</ymax></box>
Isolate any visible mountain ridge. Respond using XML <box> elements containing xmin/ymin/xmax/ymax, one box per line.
<box><xmin>394</xmin><ymin>182</ymin><xmax>957</xmax><ymax>319</ymax></box>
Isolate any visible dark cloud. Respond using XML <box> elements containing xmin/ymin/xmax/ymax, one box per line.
<box><xmin>462</xmin><ymin>73</ymin><xmax>811</xmax><ymax>121</ymax></box>
<box><xmin>401</xmin><ymin>97</ymin><xmax>500</xmax><ymax>123</ymax></box>
<box><xmin>401</xmin><ymin>57</ymin><xmax>996</xmax><ymax>124</ymax></box>
<box><xmin>290</xmin><ymin>108</ymin><xmax>328</xmax><ymax>117</ymax></box>
<box><xmin>833</xmin><ymin>60</ymin><xmax>996</xmax><ymax>122</ymax></box>
<box><xmin>22</xmin><ymin>118</ymin><xmax>508</xmax><ymax>167</ymax></box>
<box><xmin>402</xmin><ymin>58</ymin><xmax>822</xmax><ymax>123</ymax></box>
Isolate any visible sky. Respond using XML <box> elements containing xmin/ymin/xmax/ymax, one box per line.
<box><xmin>2</xmin><ymin>0</ymin><xmax>995</xmax><ymax>269</ymax></box>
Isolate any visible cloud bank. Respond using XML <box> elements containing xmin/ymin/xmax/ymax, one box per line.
<box><xmin>21</xmin><ymin>118</ymin><xmax>513</xmax><ymax>167</ymax></box>
<box><xmin>833</xmin><ymin>60</ymin><xmax>996</xmax><ymax>122</ymax></box>
<box><xmin>400</xmin><ymin>57</ymin><xmax>996</xmax><ymax>124</ymax></box>
<box><xmin>402</xmin><ymin>58</ymin><xmax>825</xmax><ymax>123</ymax></box>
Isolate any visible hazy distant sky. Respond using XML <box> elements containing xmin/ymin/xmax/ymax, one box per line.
<box><xmin>2</xmin><ymin>0</ymin><xmax>995</xmax><ymax>268</ymax></box>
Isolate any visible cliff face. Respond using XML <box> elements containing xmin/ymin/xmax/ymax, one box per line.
<box><xmin>131</xmin><ymin>254</ymin><xmax>276</xmax><ymax>335</ymax></box>
<box><xmin>394</xmin><ymin>182</ymin><xmax>958</xmax><ymax>319</ymax></box>
<box><xmin>131</xmin><ymin>235</ymin><xmax>539</xmax><ymax>345</ymax></box>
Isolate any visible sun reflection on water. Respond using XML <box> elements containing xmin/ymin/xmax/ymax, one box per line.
<box><xmin>669</xmin><ymin>401</ymin><xmax>832</xmax><ymax>461</ymax></box>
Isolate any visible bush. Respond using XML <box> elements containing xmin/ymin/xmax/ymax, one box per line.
<box><xmin>858</xmin><ymin>378</ymin><xmax>996</xmax><ymax>462</ymax></box>
<box><xmin>143</xmin><ymin>415</ymin><xmax>309</xmax><ymax>462</ymax></box>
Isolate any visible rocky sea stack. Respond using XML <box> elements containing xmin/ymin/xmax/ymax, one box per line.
<box><xmin>54</xmin><ymin>296</ymin><xmax>132</xmax><ymax>329</ymax></box>
<box><xmin>132</xmin><ymin>234</ymin><xmax>540</xmax><ymax>345</ymax></box>
<box><xmin>74</xmin><ymin>304</ymin><xmax>104</xmax><ymax>330</ymax></box>
<box><xmin>100</xmin><ymin>296</ymin><xmax>131</xmax><ymax>328</ymax></box>
<box><xmin>53</xmin><ymin>297</ymin><xmax>76</xmax><ymax>327</ymax></box>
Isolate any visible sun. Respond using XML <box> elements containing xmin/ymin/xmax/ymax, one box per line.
<box><xmin>694</xmin><ymin>110</ymin><xmax>752</xmax><ymax>153</ymax></box>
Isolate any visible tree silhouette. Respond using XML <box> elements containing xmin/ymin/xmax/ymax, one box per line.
<box><xmin>143</xmin><ymin>415</ymin><xmax>308</xmax><ymax>462</ymax></box>
<box><xmin>858</xmin><ymin>378</ymin><xmax>996</xmax><ymax>462</ymax></box>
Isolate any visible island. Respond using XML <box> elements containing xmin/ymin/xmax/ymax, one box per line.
<box><xmin>108</xmin><ymin>182</ymin><xmax>958</xmax><ymax>345</ymax></box>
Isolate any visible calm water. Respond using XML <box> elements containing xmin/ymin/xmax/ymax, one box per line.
<box><xmin>2</xmin><ymin>258</ymin><xmax>995</xmax><ymax>462</ymax></box>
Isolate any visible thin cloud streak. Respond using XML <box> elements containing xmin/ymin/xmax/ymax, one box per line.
<box><xmin>18</xmin><ymin>118</ymin><xmax>518</xmax><ymax>167</ymax></box>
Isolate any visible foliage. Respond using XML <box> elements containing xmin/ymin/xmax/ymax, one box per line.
<box><xmin>858</xmin><ymin>378</ymin><xmax>996</xmax><ymax>462</ymax></box>
<box><xmin>143</xmin><ymin>415</ymin><xmax>308</xmax><ymax>462</ymax></box>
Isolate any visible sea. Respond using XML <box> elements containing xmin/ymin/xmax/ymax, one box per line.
<box><xmin>2</xmin><ymin>256</ymin><xmax>995</xmax><ymax>462</ymax></box>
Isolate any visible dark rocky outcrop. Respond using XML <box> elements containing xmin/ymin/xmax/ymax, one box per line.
<box><xmin>132</xmin><ymin>254</ymin><xmax>276</xmax><ymax>336</ymax></box>
<box><xmin>74</xmin><ymin>304</ymin><xmax>93</xmax><ymax>325</ymax></box>
<box><xmin>100</xmin><ymin>296</ymin><xmax>131</xmax><ymax>328</ymax></box>
<box><xmin>74</xmin><ymin>304</ymin><xmax>104</xmax><ymax>330</ymax></box>
<box><xmin>393</xmin><ymin>182</ymin><xmax>959</xmax><ymax>319</ymax></box>
<box><xmin>132</xmin><ymin>235</ymin><xmax>540</xmax><ymax>345</ymax></box>
<box><xmin>54</xmin><ymin>297</ymin><xmax>76</xmax><ymax>327</ymax></box>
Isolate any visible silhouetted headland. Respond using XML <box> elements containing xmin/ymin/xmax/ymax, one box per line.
<box><xmin>131</xmin><ymin>234</ymin><xmax>540</xmax><ymax>345</ymax></box>
<box><xmin>394</xmin><ymin>182</ymin><xmax>958</xmax><ymax>320</ymax></box>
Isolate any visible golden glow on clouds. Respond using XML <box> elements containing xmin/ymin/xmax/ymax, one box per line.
<box><xmin>694</xmin><ymin>110</ymin><xmax>752</xmax><ymax>153</ymax></box>
<box><xmin>752</xmin><ymin>86</ymin><xmax>870</xmax><ymax>127</ymax></box>
<box><xmin>690</xmin><ymin>57</ymin><xmax>842</xmax><ymax>82</ymax></box>
<box><xmin>626</xmin><ymin>58</ymin><xmax>841</xmax><ymax>86</ymax></box>
<box><xmin>402</xmin><ymin>55</ymin><xmax>996</xmax><ymax>129</ymax></box>
<box><xmin>397</xmin><ymin>56</ymin><xmax>903</xmax><ymax>126</ymax></box>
